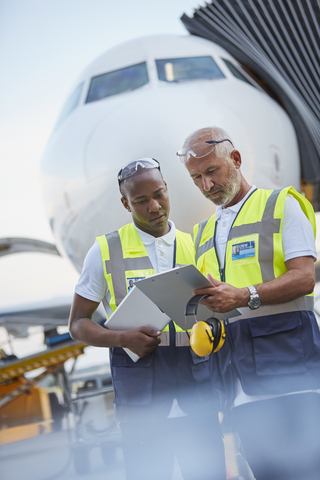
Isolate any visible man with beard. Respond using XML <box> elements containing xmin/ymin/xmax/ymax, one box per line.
<box><xmin>177</xmin><ymin>127</ymin><xmax>320</xmax><ymax>480</ymax></box>
<box><xmin>69</xmin><ymin>158</ymin><xmax>226</xmax><ymax>480</ymax></box>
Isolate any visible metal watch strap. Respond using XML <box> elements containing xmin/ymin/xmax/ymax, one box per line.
<box><xmin>248</xmin><ymin>286</ymin><xmax>258</xmax><ymax>296</ymax></box>
<box><xmin>247</xmin><ymin>285</ymin><xmax>261</xmax><ymax>309</ymax></box>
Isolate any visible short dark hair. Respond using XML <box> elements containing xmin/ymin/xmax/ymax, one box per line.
<box><xmin>118</xmin><ymin>158</ymin><xmax>161</xmax><ymax>198</ymax></box>
<box><xmin>119</xmin><ymin>167</ymin><xmax>164</xmax><ymax>199</ymax></box>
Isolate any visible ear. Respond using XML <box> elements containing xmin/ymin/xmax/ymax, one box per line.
<box><xmin>231</xmin><ymin>150</ymin><xmax>242</xmax><ymax>169</ymax></box>
<box><xmin>121</xmin><ymin>197</ymin><xmax>131</xmax><ymax>212</ymax></box>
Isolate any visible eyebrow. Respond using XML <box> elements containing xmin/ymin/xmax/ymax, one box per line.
<box><xmin>190</xmin><ymin>166</ymin><xmax>218</xmax><ymax>178</ymax></box>
<box><xmin>132</xmin><ymin>187</ymin><xmax>164</xmax><ymax>200</ymax></box>
<box><xmin>205</xmin><ymin>165</ymin><xmax>218</xmax><ymax>173</ymax></box>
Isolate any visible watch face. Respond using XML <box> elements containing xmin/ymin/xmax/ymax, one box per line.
<box><xmin>249</xmin><ymin>295</ymin><xmax>261</xmax><ymax>309</ymax></box>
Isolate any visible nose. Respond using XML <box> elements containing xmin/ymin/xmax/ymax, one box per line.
<box><xmin>202</xmin><ymin>175</ymin><xmax>214</xmax><ymax>192</ymax></box>
<box><xmin>148</xmin><ymin>198</ymin><xmax>161</xmax><ymax>212</ymax></box>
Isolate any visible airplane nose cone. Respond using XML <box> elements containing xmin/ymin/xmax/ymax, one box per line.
<box><xmin>83</xmin><ymin>84</ymin><xmax>246</xmax><ymax>230</ymax></box>
<box><xmin>84</xmin><ymin>84</ymin><xmax>245</xmax><ymax>183</ymax></box>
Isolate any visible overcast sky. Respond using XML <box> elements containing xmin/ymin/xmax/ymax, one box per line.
<box><xmin>0</xmin><ymin>0</ymin><xmax>199</xmax><ymax>305</ymax></box>
<box><xmin>1</xmin><ymin>1</ymin><xmax>320</xmax><ymax>361</ymax></box>
<box><xmin>0</xmin><ymin>0</ymin><xmax>201</xmax><ymax>358</ymax></box>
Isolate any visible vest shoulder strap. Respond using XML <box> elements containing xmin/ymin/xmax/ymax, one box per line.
<box><xmin>277</xmin><ymin>186</ymin><xmax>316</xmax><ymax>237</ymax></box>
<box><xmin>175</xmin><ymin>229</ymin><xmax>195</xmax><ymax>266</ymax></box>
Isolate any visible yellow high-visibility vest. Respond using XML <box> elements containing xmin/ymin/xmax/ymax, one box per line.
<box><xmin>97</xmin><ymin>223</ymin><xmax>195</xmax><ymax>340</ymax></box>
<box><xmin>193</xmin><ymin>187</ymin><xmax>320</xmax><ymax>396</ymax></box>
<box><xmin>194</xmin><ymin>187</ymin><xmax>316</xmax><ymax>316</ymax></box>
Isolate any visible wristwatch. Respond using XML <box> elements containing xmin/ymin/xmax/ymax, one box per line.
<box><xmin>247</xmin><ymin>286</ymin><xmax>261</xmax><ymax>310</ymax></box>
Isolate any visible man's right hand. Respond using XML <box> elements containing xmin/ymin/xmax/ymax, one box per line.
<box><xmin>121</xmin><ymin>327</ymin><xmax>162</xmax><ymax>357</ymax></box>
<box><xmin>69</xmin><ymin>294</ymin><xmax>162</xmax><ymax>357</ymax></box>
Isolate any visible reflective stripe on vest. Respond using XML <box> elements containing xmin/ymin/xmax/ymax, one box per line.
<box><xmin>229</xmin><ymin>189</ymin><xmax>281</xmax><ymax>283</ymax></box>
<box><xmin>195</xmin><ymin>189</ymin><xmax>281</xmax><ymax>276</ymax></box>
<box><xmin>227</xmin><ymin>296</ymin><xmax>315</xmax><ymax>323</ymax></box>
<box><xmin>159</xmin><ymin>331</ymin><xmax>190</xmax><ymax>346</ymax></box>
<box><xmin>97</xmin><ymin>224</ymin><xmax>195</xmax><ymax>342</ymax></box>
<box><xmin>105</xmin><ymin>230</ymin><xmax>153</xmax><ymax>306</ymax></box>
<box><xmin>195</xmin><ymin>217</ymin><xmax>211</xmax><ymax>263</ymax></box>
<box><xmin>194</xmin><ymin>187</ymin><xmax>315</xmax><ymax>316</ymax></box>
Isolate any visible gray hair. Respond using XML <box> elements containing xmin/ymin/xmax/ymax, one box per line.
<box><xmin>182</xmin><ymin>126</ymin><xmax>235</xmax><ymax>162</ymax></box>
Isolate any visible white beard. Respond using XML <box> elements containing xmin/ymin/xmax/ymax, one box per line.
<box><xmin>213</xmin><ymin>165</ymin><xmax>242</xmax><ymax>207</ymax></box>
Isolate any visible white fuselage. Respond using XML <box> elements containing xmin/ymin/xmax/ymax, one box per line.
<box><xmin>41</xmin><ymin>34</ymin><xmax>300</xmax><ymax>272</ymax></box>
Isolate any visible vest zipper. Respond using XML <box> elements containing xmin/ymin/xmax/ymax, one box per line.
<box><xmin>217</xmin><ymin>190</ymin><xmax>258</xmax><ymax>391</ymax></box>
<box><xmin>214</xmin><ymin>221</ymin><xmax>225</xmax><ymax>282</ymax></box>
<box><xmin>216</xmin><ymin>188</ymin><xmax>258</xmax><ymax>284</ymax></box>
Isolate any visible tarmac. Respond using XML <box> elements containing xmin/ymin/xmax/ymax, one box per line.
<box><xmin>0</xmin><ymin>423</ymin><xmax>255</xmax><ymax>480</ymax></box>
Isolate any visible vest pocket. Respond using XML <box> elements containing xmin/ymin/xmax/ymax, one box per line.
<box><xmin>190</xmin><ymin>349</ymin><xmax>211</xmax><ymax>381</ymax></box>
<box><xmin>111</xmin><ymin>348</ymin><xmax>154</xmax><ymax>405</ymax></box>
<box><xmin>248</xmin><ymin>312</ymin><xmax>306</xmax><ymax>376</ymax></box>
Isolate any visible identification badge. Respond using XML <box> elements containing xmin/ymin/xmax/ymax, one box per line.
<box><xmin>232</xmin><ymin>241</ymin><xmax>255</xmax><ymax>261</ymax></box>
<box><xmin>127</xmin><ymin>276</ymin><xmax>145</xmax><ymax>292</ymax></box>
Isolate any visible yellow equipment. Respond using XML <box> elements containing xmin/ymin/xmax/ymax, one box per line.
<box><xmin>190</xmin><ymin>319</ymin><xmax>225</xmax><ymax>356</ymax></box>
<box><xmin>0</xmin><ymin>340</ymin><xmax>86</xmax><ymax>445</ymax></box>
<box><xmin>186</xmin><ymin>295</ymin><xmax>226</xmax><ymax>357</ymax></box>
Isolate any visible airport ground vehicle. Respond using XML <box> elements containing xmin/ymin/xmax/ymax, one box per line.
<box><xmin>0</xmin><ymin>336</ymin><xmax>124</xmax><ymax>477</ymax></box>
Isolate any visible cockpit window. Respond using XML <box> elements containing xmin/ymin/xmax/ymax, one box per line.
<box><xmin>86</xmin><ymin>62</ymin><xmax>149</xmax><ymax>103</ymax></box>
<box><xmin>156</xmin><ymin>56</ymin><xmax>225</xmax><ymax>82</ymax></box>
<box><xmin>54</xmin><ymin>82</ymin><xmax>84</xmax><ymax>131</ymax></box>
<box><xmin>222</xmin><ymin>59</ymin><xmax>257</xmax><ymax>88</ymax></box>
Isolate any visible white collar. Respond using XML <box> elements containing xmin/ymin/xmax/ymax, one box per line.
<box><xmin>215</xmin><ymin>186</ymin><xmax>256</xmax><ymax>221</ymax></box>
<box><xmin>133</xmin><ymin>219</ymin><xmax>176</xmax><ymax>246</ymax></box>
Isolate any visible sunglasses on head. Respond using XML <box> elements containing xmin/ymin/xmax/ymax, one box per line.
<box><xmin>176</xmin><ymin>139</ymin><xmax>234</xmax><ymax>163</ymax></box>
<box><xmin>117</xmin><ymin>158</ymin><xmax>161</xmax><ymax>184</ymax></box>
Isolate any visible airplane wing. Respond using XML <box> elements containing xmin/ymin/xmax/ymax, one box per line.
<box><xmin>0</xmin><ymin>237</ymin><xmax>60</xmax><ymax>257</ymax></box>
<box><xmin>181</xmin><ymin>0</ymin><xmax>320</xmax><ymax>207</ymax></box>
<box><xmin>0</xmin><ymin>237</ymin><xmax>85</xmax><ymax>338</ymax></box>
<box><xmin>0</xmin><ymin>298</ymin><xmax>105</xmax><ymax>338</ymax></box>
<box><xmin>0</xmin><ymin>298</ymin><xmax>73</xmax><ymax>337</ymax></box>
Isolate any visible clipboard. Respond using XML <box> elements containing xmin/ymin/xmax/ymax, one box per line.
<box><xmin>135</xmin><ymin>264</ymin><xmax>241</xmax><ymax>330</ymax></box>
<box><xmin>104</xmin><ymin>285</ymin><xmax>170</xmax><ymax>362</ymax></box>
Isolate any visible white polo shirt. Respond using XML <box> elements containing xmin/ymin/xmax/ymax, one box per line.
<box><xmin>75</xmin><ymin>220</ymin><xmax>176</xmax><ymax>315</ymax></box>
<box><xmin>215</xmin><ymin>186</ymin><xmax>317</xmax><ymax>269</ymax></box>
<box><xmin>75</xmin><ymin>219</ymin><xmax>187</xmax><ymax>418</ymax></box>
<box><xmin>214</xmin><ymin>186</ymin><xmax>317</xmax><ymax>406</ymax></box>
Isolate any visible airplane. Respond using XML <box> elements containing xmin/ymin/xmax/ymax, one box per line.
<box><xmin>3</xmin><ymin>0</ymin><xmax>319</xmax><ymax>313</ymax></box>
<box><xmin>40</xmin><ymin>33</ymin><xmax>302</xmax><ymax>273</ymax></box>
<box><xmin>1</xmin><ymin>1</ymin><xmax>320</xmax><ymax>476</ymax></box>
